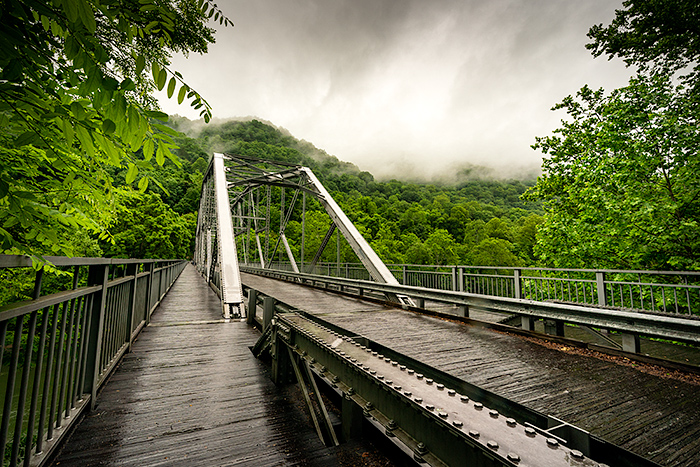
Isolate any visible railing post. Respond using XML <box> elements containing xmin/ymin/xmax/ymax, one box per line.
<box><xmin>514</xmin><ymin>269</ymin><xmax>522</xmax><ymax>300</ymax></box>
<box><xmin>84</xmin><ymin>264</ymin><xmax>109</xmax><ymax>411</ymax></box>
<box><xmin>402</xmin><ymin>265</ymin><xmax>407</xmax><ymax>285</ymax></box>
<box><xmin>247</xmin><ymin>289</ymin><xmax>258</xmax><ymax>326</ymax></box>
<box><xmin>458</xmin><ymin>267</ymin><xmax>464</xmax><ymax>292</ymax></box>
<box><xmin>144</xmin><ymin>262</ymin><xmax>155</xmax><ymax>325</ymax></box>
<box><xmin>451</xmin><ymin>266</ymin><xmax>457</xmax><ymax>292</ymax></box>
<box><xmin>126</xmin><ymin>263</ymin><xmax>138</xmax><ymax>352</ymax></box>
<box><xmin>596</xmin><ymin>271</ymin><xmax>607</xmax><ymax>306</ymax></box>
<box><xmin>263</xmin><ymin>297</ymin><xmax>275</xmax><ymax>331</ymax></box>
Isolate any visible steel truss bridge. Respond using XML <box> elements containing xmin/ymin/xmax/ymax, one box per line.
<box><xmin>1</xmin><ymin>153</ymin><xmax>699</xmax><ymax>467</ymax></box>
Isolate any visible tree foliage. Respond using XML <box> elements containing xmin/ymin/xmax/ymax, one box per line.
<box><xmin>529</xmin><ymin>1</ymin><xmax>700</xmax><ymax>270</ymax></box>
<box><xmin>0</xmin><ymin>0</ymin><xmax>230</xmax><ymax>260</ymax></box>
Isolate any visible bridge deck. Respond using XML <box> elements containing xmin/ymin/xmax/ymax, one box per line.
<box><xmin>50</xmin><ymin>265</ymin><xmax>391</xmax><ymax>467</ymax></box>
<box><xmin>241</xmin><ymin>272</ymin><xmax>700</xmax><ymax>467</ymax></box>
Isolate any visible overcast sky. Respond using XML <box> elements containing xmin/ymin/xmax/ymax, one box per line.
<box><xmin>157</xmin><ymin>0</ymin><xmax>634</xmax><ymax>181</ymax></box>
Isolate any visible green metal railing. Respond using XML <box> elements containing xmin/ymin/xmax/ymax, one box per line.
<box><xmin>0</xmin><ymin>256</ymin><xmax>186</xmax><ymax>467</ymax></box>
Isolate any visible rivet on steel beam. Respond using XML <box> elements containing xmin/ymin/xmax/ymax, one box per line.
<box><xmin>332</xmin><ymin>376</ymin><xmax>340</xmax><ymax>383</ymax></box>
<box><xmin>386</xmin><ymin>420</ymin><xmax>398</xmax><ymax>437</ymax></box>
<box><xmin>378</xmin><ymin>354</ymin><xmax>384</xmax><ymax>359</ymax></box>
<box><xmin>385</xmin><ymin>358</ymin><xmax>391</xmax><ymax>363</ymax></box>
<box><xmin>319</xmin><ymin>366</ymin><xmax>327</xmax><ymax>373</ymax></box>
<box><xmin>447</xmin><ymin>389</ymin><xmax>456</xmax><ymax>396</ymax></box>
<box><xmin>438</xmin><ymin>411</ymin><xmax>448</xmax><ymax>419</ymax></box>
<box><xmin>506</xmin><ymin>418</ymin><xmax>516</xmax><ymax>427</ymax></box>
<box><xmin>413</xmin><ymin>442</ymin><xmax>428</xmax><ymax>463</ymax></box>
<box><xmin>416</xmin><ymin>373</ymin><xmax>424</xmax><ymax>380</ymax></box>
<box><xmin>474</xmin><ymin>403</ymin><xmax>483</xmax><ymax>410</ymax></box>
<box><xmin>436</xmin><ymin>384</ymin><xmax>445</xmax><ymax>390</ymax></box>
<box><xmin>414</xmin><ymin>397</ymin><xmax>423</xmax><ymax>404</ymax></box>
<box><xmin>377</xmin><ymin>375</ymin><xmax>384</xmax><ymax>380</ymax></box>
<box><xmin>400</xmin><ymin>365</ymin><xmax>406</xmax><ymax>370</ymax></box>
<box><xmin>571</xmin><ymin>450</ymin><xmax>584</xmax><ymax>460</ymax></box>
<box><xmin>310</xmin><ymin>358</ymin><xmax>316</xmax><ymax>364</ymax></box>
<box><xmin>525</xmin><ymin>427</ymin><xmax>536</xmax><ymax>437</ymax></box>
<box><xmin>407</xmin><ymin>369</ymin><xmax>415</xmax><ymax>375</ymax></box>
<box><xmin>391</xmin><ymin>361</ymin><xmax>398</xmax><ymax>366</ymax></box>
<box><xmin>452</xmin><ymin>420</ymin><xmax>463</xmax><ymax>428</ymax></box>
<box><xmin>372</xmin><ymin>352</ymin><xmax>378</xmax><ymax>356</ymax></box>
<box><xmin>370</xmin><ymin>370</ymin><xmax>377</xmax><ymax>375</ymax></box>
<box><xmin>489</xmin><ymin>410</ymin><xmax>499</xmax><ymax>418</ymax></box>
<box><xmin>363</xmin><ymin>365</ymin><xmax>370</xmax><ymax>370</ymax></box>
<box><xmin>404</xmin><ymin>391</ymin><xmax>412</xmax><ymax>397</ymax></box>
<box><xmin>340</xmin><ymin>351</ymin><xmax>346</xmax><ymax>356</ymax></box>
<box><xmin>546</xmin><ymin>438</ymin><xmax>559</xmax><ymax>448</ymax></box>
<box><xmin>469</xmin><ymin>430</ymin><xmax>480</xmax><ymax>439</ymax></box>
<box><xmin>361</xmin><ymin>345</ymin><xmax>366</xmax><ymax>350</ymax></box>
<box><xmin>301</xmin><ymin>350</ymin><xmax>307</xmax><ymax>356</ymax></box>
<box><xmin>507</xmin><ymin>452</ymin><xmax>520</xmax><ymax>463</ymax></box>
<box><xmin>426</xmin><ymin>404</ymin><xmax>435</xmax><ymax>411</ymax></box>
<box><xmin>351</xmin><ymin>358</ymin><xmax>357</xmax><ymax>363</ymax></box>
<box><xmin>346</xmin><ymin>387</ymin><xmax>355</xmax><ymax>396</ymax></box>
<box><xmin>487</xmin><ymin>441</ymin><xmax>499</xmax><ymax>450</ymax></box>
<box><xmin>365</xmin><ymin>402</ymin><xmax>374</xmax><ymax>411</ymax></box>
<box><xmin>394</xmin><ymin>385</ymin><xmax>402</xmax><ymax>391</ymax></box>
<box><xmin>460</xmin><ymin>395</ymin><xmax>469</xmax><ymax>403</ymax></box>
<box><xmin>426</xmin><ymin>379</ymin><xmax>434</xmax><ymax>385</ymax></box>
<box><xmin>385</xmin><ymin>379</ymin><xmax>393</xmax><ymax>385</ymax></box>
<box><xmin>355</xmin><ymin>343</ymin><xmax>361</xmax><ymax>347</ymax></box>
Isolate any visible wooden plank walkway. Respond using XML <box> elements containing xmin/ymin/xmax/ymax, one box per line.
<box><xmin>49</xmin><ymin>265</ymin><xmax>392</xmax><ymax>467</ymax></box>
<box><xmin>241</xmin><ymin>272</ymin><xmax>700</xmax><ymax>467</ymax></box>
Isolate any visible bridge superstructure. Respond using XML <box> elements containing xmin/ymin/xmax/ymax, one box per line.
<box><xmin>194</xmin><ymin>153</ymin><xmax>411</xmax><ymax>318</ymax></box>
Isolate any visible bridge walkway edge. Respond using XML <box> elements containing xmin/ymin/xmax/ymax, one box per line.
<box><xmin>48</xmin><ymin>264</ymin><xmax>393</xmax><ymax>467</ymax></box>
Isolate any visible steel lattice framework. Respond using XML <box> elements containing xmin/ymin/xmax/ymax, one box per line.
<box><xmin>195</xmin><ymin>153</ymin><xmax>412</xmax><ymax>318</ymax></box>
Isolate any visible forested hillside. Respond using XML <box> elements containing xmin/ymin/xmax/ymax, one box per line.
<box><xmin>113</xmin><ymin>117</ymin><xmax>543</xmax><ymax>267</ymax></box>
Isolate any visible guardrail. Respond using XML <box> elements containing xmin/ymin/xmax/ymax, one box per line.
<box><xmin>0</xmin><ymin>256</ymin><xmax>186</xmax><ymax>467</ymax></box>
<box><xmin>265</xmin><ymin>262</ymin><xmax>700</xmax><ymax>317</ymax></box>
<box><xmin>242</xmin><ymin>266</ymin><xmax>700</xmax><ymax>354</ymax></box>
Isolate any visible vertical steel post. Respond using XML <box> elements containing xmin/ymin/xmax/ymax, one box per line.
<box><xmin>514</xmin><ymin>269</ymin><xmax>522</xmax><ymax>299</ymax></box>
<box><xmin>301</xmin><ymin>192</ymin><xmax>306</xmax><ymax>272</ymax></box>
<box><xmin>596</xmin><ymin>271</ymin><xmax>607</xmax><ymax>306</ymax></box>
<box><xmin>126</xmin><ymin>263</ymin><xmax>138</xmax><ymax>351</ymax></box>
<box><xmin>247</xmin><ymin>289</ymin><xmax>258</xmax><ymax>326</ymax></box>
<box><xmin>263</xmin><ymin>297</ymin><xmax>275</xmax><ymax>331</ymax></box>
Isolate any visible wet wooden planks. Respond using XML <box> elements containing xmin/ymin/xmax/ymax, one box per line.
<box><xmin>241</xmin><ymin>272</ymin><xmax>700</xmax><ymax>467</ymax></box>
<box><xmin>50</xmin><ymin>265</ymin><xmax>339</xmax><ymax>467</ymax></box>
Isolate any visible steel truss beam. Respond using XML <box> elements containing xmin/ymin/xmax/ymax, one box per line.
<box><xmin>264</xmin><ymin>310</ymin><xmax>657</xmax><ymax>467</ymax></box>
<box><xmin>220</xmin><ymin>154</ymin><xmax>412</xmax><ymax>305</ymax></box>
<box><xmin>194</xmin><ymin>153</ymin><xmax>245</xmax><ymax>319</ymax></box>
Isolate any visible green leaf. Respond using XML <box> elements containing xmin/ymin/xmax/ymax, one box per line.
<box><xmin>144</xmin><ymin>110</ymin><xmax>169</xmax><ymax>120</ymax></box>
<box><xmin>138</xmin><ymin>176</ymin><xmax>149</xmax><ymax>192</ymax></box>
<box><xmin>75</xmin><ymin>125</ymin><xmax>95</xmax><ymax>157</ymax></box>
<box><xmin>70</xmin><ymin>101</ymin><xmax>86</xmax><ymax>120</ymax></box>
<box><xmin>120</xmin><ymin>78</ymin><xmax>136</xmax><ymax>91</ymax></box>
<box><xmin>135</xmin><ymin>55</ymin><xmax>146</xmax><ymax>75</ymax></box>
<box><xmin>76</xmin><ymin>0</ymin><xmax>96</xmax><ymax>33</ymax></box>
<box><xmin>156</xmin><ymin>142</ymin><xmax>166</xmax><ymax>165</ymax></box>
<box><xmin>177</xmin><ymin>85</ymin><xmax>187</xmax><ymax>104</ymax></box>
<box><xmin>15</xmin><ymin>131</ymin><xmax>39</xmax><ymax>147</ymax></box>
<box><xmin>102</xmin><ymin>119</ymin><xmax>116</xmax><ymax>134</ymax></box>
<box><xmin>142</xmin><ymin>138</ymin><xmax>155</xmax><ymax>160</ymax></box>
<box><xmin>157</xmin><ymin>68</ymin><xmax>167</xmax><ymax>90</ymax></box>
<box><xmin>61</xmin><ymin>118</ymin><xmax>75</xmax><ymax>144</ymax></box>
<box><xmin>167</xmin><ymin>77</ymin><xmax>176</xmax><ymax>98</ymax></box>
<box><xmin>126</xmin><ymin>163</ymin><xmax>138</xmax><ymax>184</ymax></box>
<box><xmin>63</xmin><ymin>0</ymin><xmax>79</xmax><ymax>23</ymax></box>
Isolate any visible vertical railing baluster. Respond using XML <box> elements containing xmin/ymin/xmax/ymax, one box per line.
<box><xmin>37</xmin><ymin>302</ymin><xmax>60</xmax><ymax>451</ymax></box>
<box><xmin>12</xmin><ymin>310</ymin><xmax>38</xmax><ymax>465</ymax></box>
<box><xmin>1</xmin><ymin>316</ymin><xmax>25</xmax><ymax>460</ymax></box>
<box><xmin>25</xmin><ymin>307</ymin><xmax>50</xmax><ymax>467</ymax></box>
<box><xmin>50</xmin><ymin>298</ymin><xmax>69</xmax><ymax>431</ymax></box>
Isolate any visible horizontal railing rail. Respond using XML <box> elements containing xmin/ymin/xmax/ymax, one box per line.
<box><xmin>262</xmin><ymin>261</ymin><xmax>700</xmax><ymax>317</ymax></box>
<box><xmin>0</xmin><ymin>255</ymin><xmax>186</xmax><ymax>467</ymax></box>
<box><xmin>242</xmin><ymin>266</ymin><xmax>700</xmax><ymax>350</ymax></box>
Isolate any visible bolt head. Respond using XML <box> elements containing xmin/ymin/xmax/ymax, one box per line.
<box><xmin>487</xmin><ymin>440</ymin><xmax>499</xmax><ymax>450</ymax></box>
<box><xmin>507</xmin><ymin>452</ymin><xmax>520</xmax><ymax>463</ymax></box>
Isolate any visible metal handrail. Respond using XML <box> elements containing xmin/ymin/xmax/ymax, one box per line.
<box><xmin>0</xmin><ymin>256</ymin><xmax>186</xmax><ymax>467</ymax></box>
<box><xmin>242</xmin><ymin>266</ymin><xmax>700</xmax><ymax>345</ymax></box>
<box><xmin>264</xmin><ymin>261</ymin><xmax>700</xmax><ymax>316</ymax></box>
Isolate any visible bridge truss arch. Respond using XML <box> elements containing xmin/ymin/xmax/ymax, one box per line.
<box><xmin>195</xmin><ymin>153</ymin><xmax>412</xmax><ymax>317</ymax></box>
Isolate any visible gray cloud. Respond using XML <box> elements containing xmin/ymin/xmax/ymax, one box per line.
<box><xmin>158</xmin><ymin>0</ymin><xmax>633</xmax><ymax>180</ymax></box>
